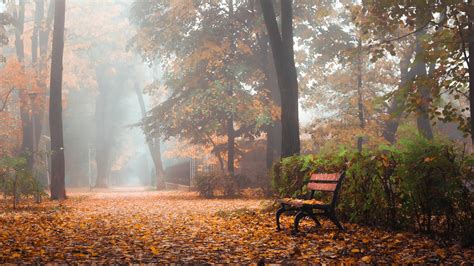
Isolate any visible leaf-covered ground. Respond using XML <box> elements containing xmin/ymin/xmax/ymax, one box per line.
<box><xmin>0</xmin><ymin>189</ymin><xmax>472</xmax><ymax>264</ymax></box>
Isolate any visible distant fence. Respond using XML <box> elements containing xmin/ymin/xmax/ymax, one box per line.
<box><xmin>164</xmin><ymin>158</ymin><xmax>220</xmax><ymax>189</ymax></box>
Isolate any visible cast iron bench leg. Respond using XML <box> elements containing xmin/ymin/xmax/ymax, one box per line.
<box><xmin>293</xmin><ymin>210</ymin><xmax>306</xmax><ymax>233</ymax></box>
<box><xmin>275</xmin><ymin>205</ymin><xmax>286</xmax><ymax>231</ymax></box>
<box><xmin>328</xmin><ymin>211</ymin><xmax>344</xmax><ymax>231</ymax></box>
<box><xmin>307</xmin><ymin>211</ymin><xmax>321</xmax><ymax>227</ymax></box>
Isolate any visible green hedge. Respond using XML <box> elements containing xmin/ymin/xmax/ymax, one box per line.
<box><xmin>271</xmin><ymin>136</ymin><xmax>474</xmax><ymax>246</ymax></box>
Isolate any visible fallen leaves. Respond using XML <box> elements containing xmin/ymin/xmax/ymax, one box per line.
<box><xmin>0</xmin><ymin>190</ymin><xmax>472</xmax><ymax>264</ymax></box>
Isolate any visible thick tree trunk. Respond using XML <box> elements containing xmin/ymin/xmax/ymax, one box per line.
<box><xmin>94</xmin><ymin>77</ymin><xmax>110</xmax><ymax>188</ymax></box>
<box><xmin>414</xmin><ymin>5</ymin><xmax>434</xmax><ymax>140</ymax></box>
<box><xmin>383</xmin><ymin>51</ymin><xmax>413</xmax><ymax>144</ymax></box>
<box><xmin>133</xmin><ymin>82</ymin><xmax>165</xmax><ymax>189</ymax></box>
<box><xmin>260</xmin><ymin>0</ymin><xmax>300</xmax><ymax>158</ymax></box>
<box><xmin>49</xmin><ymin>0</ymin><xmax>66</xmax><ymax>200</ymax></box>
<box><xmin>13</xmin><ymin>0</ymin><xmax>25</xmax><ymax>62</ymax></box>
<box><xmin>33</xmin><ymin>0</ymin><xmax>54</xmax><ymax>153</ymax></box>
<box><xmin>257</xmin><ymin>31</ymin><xmax>281</xmax><ymax>169</ymax></box>
<box><xmin>14</xmin><ymin>0</ymin><xmax>33</xmax><ymax>163</ymax></box>
<box><xmin>24</xmin><ymin>0</ymin><xmax>45</xmax><ymax>172</ymax></box>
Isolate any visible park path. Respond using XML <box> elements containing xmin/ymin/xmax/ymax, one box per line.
<box><xmin>0</xmin><ymin>189</ymin><xmax>472</xmax><ymax>264</ymax></box>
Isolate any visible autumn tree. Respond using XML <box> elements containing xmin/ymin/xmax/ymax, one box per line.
<box><xmin>362</xmin><ymin>1</ymin><xmax>474</xmax><ymax>145</ymax></box>
<box><xmin>130</xmin><ymin>1</ymin><xmax>278</xmax><ymax>176</ymax></box>
<box><xmin>49</xmin><ymin>0</ymin><xmax>66</xmax><ymax>200</ymax></box>
<box><xmin>134</xmin><ymin>80</ymin><xmax>165</xmax><ymax>188</ymax></box>
<box><xmin>259</xmin><ymin>0</ymin><xmax>300</xmax><ymax>157</ymax></box>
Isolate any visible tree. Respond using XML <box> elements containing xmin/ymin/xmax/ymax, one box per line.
<box><xmin>134</xmin><ymin>81</ymin><xmax>165</xmax><ymax>189</ymax></box>
<box><xmin>259</xmin><ymin>0</ymin><xmax>300</xmax><ymax>157</ymax></box>
<box><xmin>361</xmin><ymin>1</ymin><xmax>474</xmax><ymax>144</ymax></box>
<box><xmin>130</xmin><ymin>1</ymin><xmax>278</xmax><ymax>176</ymax></box>
<box><xmin>49</xmin><ymin>0</ymin><xmax>66</xmax><ymax>200</ymax></box>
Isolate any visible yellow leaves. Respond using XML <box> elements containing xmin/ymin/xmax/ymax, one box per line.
<box><xmin>150</xmin><ymin>246</ymin><xmax>159</xmax><ymax>256</ymax></box>
<box><xmin>351</xmin><ymin>248</ymin><xmax>361</xmax><ymax>253</ymax></box>
<box><xmin>361</xmin><ymin>255</ymin><xmax>372</xmax><ymax>263</ymax></box>
<box><xmin>0</xmin><ymin>191</ymin><xmax>471</xmax><ymax>263</ymax></box>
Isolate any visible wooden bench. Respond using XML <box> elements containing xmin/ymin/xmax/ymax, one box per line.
<box><xmin>276</xmin><ymin>172</ymin><xmax>345</xmax><ymax>233</ymax></box>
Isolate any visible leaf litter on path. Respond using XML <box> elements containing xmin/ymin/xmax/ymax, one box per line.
<box><xmin>0</xmin><ymin>190</ymin><xmax>472</xmax><ymax>264</ymax></box>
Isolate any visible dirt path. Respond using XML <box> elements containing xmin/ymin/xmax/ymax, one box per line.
<box><xmin>0</xmin><ymin>190</ymin><xmax>472</xmax><ymax>264</ymax></box>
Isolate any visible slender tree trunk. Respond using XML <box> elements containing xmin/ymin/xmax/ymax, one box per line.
<box><xmin>468</xmin><ymin>19</ymin><xmax>474</xmax><ymax>145</ymax></box>
<box><xmin>49</xmin><ymin>0</ymin><xmax>66</xmax><ymax>200</ymax></box>
<box><xmin>31</xmin><ymin>0</ymin><xmax>43</xmax><ymax>66</ymax></box>
<box><xmin>356</xmin><ymin>40</ymin><xmax>365</xmax><ymax>152</ymax></box>
<box><xmin>226</xmin><ymin>80</ymin><xmax>235</xmax><ymax>176</ymax></box>
<box><xmin>226</xmin><ymin>0</ymin><xmax>236</xmax><ymax>176</ymax></box>
<box><xmin>260</xmin><ymin>0</ymin><xmax>300</xmax><ymax>158</ymax></box>
<box><xmin>133</xmin><ymin>82</ymin><xmax>165</xmax><ymax>189</ymax></box>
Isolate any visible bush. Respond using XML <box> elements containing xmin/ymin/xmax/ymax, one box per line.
<box><xmin>195</xmin><ymin>173</ymin><xmax>240</xmax><ymax>198</ymax></box>
<box><xmin>339</xmin><ymin>149</ymin><xmax>401</xmax><ymax>228</ymax></box>
<box><xmin>0</xmin><ymin>155</ymin><xmax>46</xmax><ymax>208</ymax></box>
<box><xmin>271</xmin><ymin>150</ymin><xmax>347</xmax><ymax>198</ymax></box>
<box><xmin>195</xmin><ymin>174</ymin><xmax>217</xmax><ymax>198</ymax></box>
<box><xmin>271</xmin><ymin>136</ymin><xmax>473</xmax><ymax>244</ymax></box>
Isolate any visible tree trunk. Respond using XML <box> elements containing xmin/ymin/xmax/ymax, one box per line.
<box><xmin>93</xmin><ymin>66</ymin><xmax>118</xmax><ymax>188</ymax></box>
<box><xmin>257</xmin><ymin>30</ymin><xmax>281</xmax><ymax>169</ymax></box>
<box><xmin>414</xmin><ymin>5</ymin><xmax>434</xmax><ymax>140</ymax></box>
<box><xmin>226</xmin><ymin>0</ymin><xmax>236</xmax><ymax>176</ymax></box>
<box><xmin>356</xmin><ymin>40</ymin><xmax>365</xmax><ymax>152</ymax></box>
<box><xmin>260</xmin><ymin>0</ymin><xmax>300</xmax><ymax>158</ymax></box>
<box><xmin>13</xmin><ymin>0</ymin><xmax>25</xmax><ymax>62</ymax></box>
<box><xmin>14</xmin><ymin>0</ymin><xmax>34</xmax><ymax>164</ymax></box>
<box><xmin>49</xmin><ymin>0</ymin><xmax>66</xmax><ymax>200</ymax></box>
<box><xmin>383</xmin><ymin>50</ymin><xmax>414</xmax><ymax>144</ymax></box>
<box><xmin>31</xmin><ymin>0</ymin><xmax>43</xmax><ymax>65</ymax></box>
<box><xmin>94</xmin><ymin>79</ymin><xmax>109</xmax><ymax>188</ymax></box>
<box><xmin>469</xmin><ymin>18</ymin><xmax>474</xmax><ymax>145</ymax></box>
<box><xmin>133</xmin><ymin>82</ymin><xmax>165</xmax><ymax>189</ymax></box>
<box><xmin>33</xmin><ymin>0</ymin><xmax>54</xmax><ymax>153</ymax></box>
<box><xmin>227</xmin><ymin>104</ymin><xmax>235</xmax><ymax>176</ymax></box>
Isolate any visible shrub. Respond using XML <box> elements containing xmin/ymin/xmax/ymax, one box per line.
<box><xmin>0</xmin><ymin>155</ymin><xmax>46</xmax><ymax>208</ymax></box>
<box><xmin>339</xmin><ymin>150</ymin><xmax>401</xmax><ymax>228</ymax></box>
<box><xmin>195</xmin><ymin>173</ymin><xmax>240</xmax><ymax>198</ymax></box>
<box><xmin>271</xmin><ymin>150</ymin><xmax>347</xmax><ymax>198</ymax></box>
<box><xmin>271</xmin><ymin>136</ymin><xmax>473</xmax><ymax>244</ymax></box>
<box><xmin>195</xmin><ymin>174</ymin><xmax>217</xmax><ymax>198</ymax></box>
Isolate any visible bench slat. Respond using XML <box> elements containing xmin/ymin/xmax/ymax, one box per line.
<box><xmin>308</xmin><ymin>173</ymin><xmax>341</xmax><ymax>192</ymax></box>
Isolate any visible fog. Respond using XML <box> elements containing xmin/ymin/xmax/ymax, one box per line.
<box><xmin>1</xmin><ymin>0</ymin><xmax>471</xmax><ymax>193</ymax></box>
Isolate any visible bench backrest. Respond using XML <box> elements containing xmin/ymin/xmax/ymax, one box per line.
<box><xmin>308</xmin><ymin>172</ymin><xmax>345</xmax><ymax>208</ymax></box>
